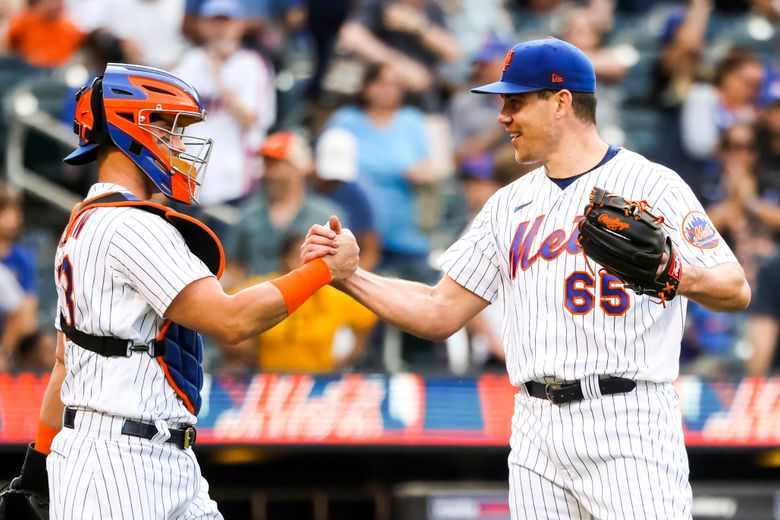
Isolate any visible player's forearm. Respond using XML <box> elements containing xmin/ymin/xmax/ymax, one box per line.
<box><xmin>336</xmin><ymin>269</ymin><xmax>454</xmax><ymax>341</ymax></box>
<box><xmin>39</xmin><ymin>359</ymin><xmax>66</xmax><ymax>430</ymax></box>
<box><xmin>677</xmin><ymin>262</ymin><xmax>751</xmax><ymax>311</ymax></box>
<box><xmin>167</xmin><ymin>276</ymin><xmax>288</xmax><ymax>345</ymax></box>
<box><xmin>218</xmin><ymin>282</ymin><xmax>289</xmax><ymax>344</ymax></box>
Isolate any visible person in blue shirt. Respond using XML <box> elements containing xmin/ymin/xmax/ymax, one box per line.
<box><xmin>0</xmin><ymin>184</ymin><xmax>37</xmax><ymax>358</ymax></box>
<box><xmin>326</xmin><ymin>62</ymin><xmax>439</xmax><ymax>284</ymax></box>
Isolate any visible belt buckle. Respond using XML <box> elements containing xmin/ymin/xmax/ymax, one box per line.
<box><xmin>183</xmin><ymin>426</ymin><xmax>196</xmax><ymax>449</ymax></box>
<box><xmin>545</xmin><ymin>383</ymin><xmax>562</xmax><ymax>404</ymax></box>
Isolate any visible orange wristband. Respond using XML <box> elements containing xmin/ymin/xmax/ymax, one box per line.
<box><xmin>270</xmin><ymin>258</ymin><xmax>333</xmax><ymax>315</ymax></box>
<box><xmin>34</xmin><ymin>421</ymin><xmax>60</xmax><ymax>455</ymax></box>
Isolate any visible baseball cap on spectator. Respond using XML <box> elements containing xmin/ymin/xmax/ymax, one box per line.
<box><xmin>660</xmin><ymin>10</ymin><xmax>686</xmax><ymax>46</ymax></box>
<box><xmin>316</xmin><ymin>128</ymin><xmax>358</xmax><ymax>182</ymax></box>
<box><xmin>260</xmin><ymin>132</ymin><xmax>313</xmax><ymax>171</ymax></box>
<box><xmin>474</xmin><ymin>36</ymin><xmax>512</xmax><ymax>64</ymax></box>
<box><xmin>459</xmin><ymin>154</ymin><xmax>495</xmax><ymax>181</ymax></box>
<box><xmin>472</xmin><ymin>37</ymin><xmax>596</xmax><ymax>95</ymax></box>
<box><xmin>200</xmin><ymin>0</ymin><xmax>244</xmax><ymax>18</ymax></box>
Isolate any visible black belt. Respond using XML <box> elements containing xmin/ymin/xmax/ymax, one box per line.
<box><xmin>524</xmin><ymin>377</ymin><xmax>636</xmax><ymax>405</ymax></box>
<box><xmin>63</xmin><ymin>407</ymin><xmax>196</xmax><ymax>449</ymax></box>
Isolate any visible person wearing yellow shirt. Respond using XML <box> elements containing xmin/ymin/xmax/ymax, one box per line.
<box><xmin>225</xmin><ymin>234</ymin><xmax>377</xmax><ymax>372</ymax></box>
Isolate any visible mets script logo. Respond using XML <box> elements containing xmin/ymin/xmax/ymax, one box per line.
<box><xmin>502</xmin><ymin>50</ymin><xmax>515</xmax><ymax>73</ymax></box>
<box><xmin>597</xmin><ymin>214</ymin><xmax>629</xmax><ymax>231</ymax></box>
<box><xmin>682</xmin><ymin>211</ymin><xmax>719</xmax><ymax>249</ymax></box>
<box><xmin>509</xmin><ymin>214</ymin><xmax>583</xmax><ymax>279</ymax></box>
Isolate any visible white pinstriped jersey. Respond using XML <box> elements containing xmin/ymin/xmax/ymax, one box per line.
<box><xmin>54</xmin><ymin>183</ymin><xmax>214</xmax><ymax>425</ymax></box>
<box><xmin>440</xmin><ymin>148</ymin><xmax>737</xmax><ymax>385</ymax></box>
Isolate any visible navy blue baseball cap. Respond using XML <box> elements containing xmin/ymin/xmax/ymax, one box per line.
<box><xmin>471</xmin><ymin>37</ymin><xmax>596</xmax><ymax>95</ymax></box>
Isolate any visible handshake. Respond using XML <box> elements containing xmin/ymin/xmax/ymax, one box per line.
<box><xmin>302</xmin><ymin>215</ymin><xmax>360</xmax><ymax>281</ymax></box>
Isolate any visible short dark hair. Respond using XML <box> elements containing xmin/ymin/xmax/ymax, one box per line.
<box><xmin>357</xmin><ymin>63</ymin><xmax>387</xmax><ymax>108</ymax></box>
<box><xmin>534</xmin><ymin>90</ymin><xmax>597</xmax><ymax>125</ymax></box>
<box><xmin>357</xmin><ymin>63</ymin><xmax>406</xmax><ymax>108</ymax></box>
<box><xmin>714</xmin><ymin>49</ymin><xmax>761</xmax><ymax>87</ymax></box>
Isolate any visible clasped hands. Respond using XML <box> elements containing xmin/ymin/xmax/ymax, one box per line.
<box><xmin>301</xmin><ymin>215</ymin><xmax>360</xmax><ymax>281</ymax></box>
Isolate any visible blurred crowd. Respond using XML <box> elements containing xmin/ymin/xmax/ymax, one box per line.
<box><xmin>2</xmin><ymin>0</ymin><xmax>780</xmax><ymax>377</ymax></box>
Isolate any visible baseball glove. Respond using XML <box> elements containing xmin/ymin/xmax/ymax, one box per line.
<box><xmin>577</xmin><ymin>187</ymin><xmax>682</xmax><ymax>304</ymax></box>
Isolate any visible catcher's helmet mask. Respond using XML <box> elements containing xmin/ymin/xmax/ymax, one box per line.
<box><xmin>64</xmin><ymin>63</ymin><xmax>213</xmax><ymax>205</ymax></box>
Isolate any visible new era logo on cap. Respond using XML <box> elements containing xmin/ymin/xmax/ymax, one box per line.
<box><xmin>470</xmin><ymin>38</ymin><xmax>596</xmax><ymax>95</ymax></box>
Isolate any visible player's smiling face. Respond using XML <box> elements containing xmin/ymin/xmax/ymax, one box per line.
<box><xmin>498</xmin><ymin>92</ymin><xmax>558</xmax><ymax>164</ymax></box>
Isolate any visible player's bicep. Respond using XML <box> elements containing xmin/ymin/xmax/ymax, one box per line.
<box><xmin>110</xmin><ymin>215</ymin><xmax>213</xmax><ymax>316</ymax></box>
<box><xmin>165</xmin><ymin>276</ymin><xmax>231</xmax><ymax>337</ymax></box>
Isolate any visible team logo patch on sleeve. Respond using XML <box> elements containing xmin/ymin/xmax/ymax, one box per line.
<box><xmin>682</xmin><ymin>211</ymin><xmax>719</xmax><ymax>249</ymax></box>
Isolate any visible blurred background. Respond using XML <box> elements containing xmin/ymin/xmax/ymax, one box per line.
<box><xmin>1</xmin><ymin>0</ymin><xmax>780</xmax><ymax>518</ymax></box>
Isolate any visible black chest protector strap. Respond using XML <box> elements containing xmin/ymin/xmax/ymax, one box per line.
<box><xmin>59</xmin><ymin>192</ymin><xmax>224</xmax><ymax>357</ymax></box>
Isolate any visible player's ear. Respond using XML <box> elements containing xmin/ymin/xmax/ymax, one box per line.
<box><xmin>554</xmin><ymin>89</ymin><xmax>573</xmax><ymax>119</ymax></box>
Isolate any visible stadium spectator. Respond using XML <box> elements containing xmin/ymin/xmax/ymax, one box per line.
<box><xmin>63</xmin><ymin>0</ymin><xmax>119</xmax><ymax>34</ymax></box>
<box><xmin>182</xmin><ymin>0</ymin><xmax>268</xmax><ymax>44</ymax></box>
<box><xmin>681</xmin><ymin>49</ymin><xmax>765</xmax><ymax>161</ymax></box>
<box><xmin>755</xmin><ymin>100</ymin><xmax>780</xmax><ymax>197</ymax></box>
<box><xmin>326</xmin><ymin>63</ymin><xmax>439</xmax><ymax>284</ymax></box>
<box><xmin>304</xmin><ymin>0</ymin><xmax>353</xmax><ymax>101</ymax></box>
<box><xmin>707</xmin><ymin>123</ymin><xmax>780</xmax><ymax>285</ymax></box>
<box><xmin>0</xmin><ymin>0</ymin><xmax>25</xmax><ymax>52</ymax></box>
<box><xmin>648</xmin><ymin>1</ymin><xmax>712</xmax><ymax>194</ymax></box>
<box><xmin>746</xmin><ymin>252</ymin><xmax>780</xmax><ymax>375</ymax></box>
<box><xmin>4</xmin><ymin>0</ymin><xmax>84</xmax><ymax>68</ymax></box>
<box><xmin>448</xmin><ymin>36</ymin><xmax>512</xmax><ymax>167</ymax></box>
<box><xmin>174</xmin><ymin>0</ymin><xmax>276</xmax><ymax>206</ymax></box>
<box><xmin>456</xmin><ymin>155</ymin><xmax>505</xmax><ymax>371</ymax></box>
<box><xmin>337</xmin><ymin>0</ymin><xmax>459</xmax><ymax>111</ymax></box>
<box><xmin>0</xmin><ymin>185</ymin><xmax>37</xmax><ymax>360</ymax></box>
<box><xmin>680</xmin><ymin>301</ymin><xmax>743</xmax><ymax>377</ymax></box>
<box><xmin>560</xmin><ymin>6</ymin><xmax>632</xmax><ymax>132</ymax></box>
<box><xmin>224</xmin><ymin>132</ymin><xmax>342</xmax><ymax>284</ymax></box>
<box><xmin>651</xmin><ymin>1</ymin><xmax>711</xmax><ymax>110</ymax></box>
<box><xmin>0</xmin><ymin>263</ymin><xmax>23</xmax><ymax>371</ymax></box>
<box><xmin>13</xmin><ymin>330</ymin><xmax>56</xmax><ymax>372</ymax></box>
<box><xmin>225</xmin><ymin>234</ymin><xmax>377</xmax><ymax>373</ymax></box>
<box><xmin>104</xmin><ymin>0</ymin><xmax>189</xmax><ymax>69</ymax></box>
<box><xmin>437</xmin><ymin>0</ymin><xmax>513</xmax><ymax>85</ymax></box>
<box><xmin>313</xmin><ymin>127</ymin><xmax>381</xmax><ymax>271</ymax></box>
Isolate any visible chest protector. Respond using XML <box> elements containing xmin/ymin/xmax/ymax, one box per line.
<box><xmin>59</xmin><ymin>192</ymin><xmax>224</xmax><ymax>416</ymax></box>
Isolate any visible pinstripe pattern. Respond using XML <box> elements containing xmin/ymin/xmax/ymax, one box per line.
<box><xmin>439</xmin><ymin>148</ymin><xmax>737</xmax><ymax>385</ymax></box>
<box><xmin>51</xmin><ymin>183</ymin><xmax>221</xmax><ymax>518</ymax></box>
<box><xmin>47</xmin><ymin>410</ymin><xmax>221</xmax><ymax>519</ymax></box>
<box><xmin>508</xmin><ymin>383</ymin><xmax>691</xmax><ymax>520</ymax></box>
<box><xmin>54</xmin><ymin>183</ymin><xmax>214</xmax><ymax>424</ymax></box>
<box><xmin>438</xmin><ymin>148</ymin><xmax>718</xmax><ymax>519</ymax></box>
